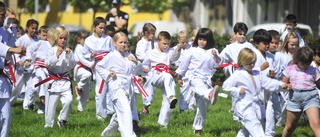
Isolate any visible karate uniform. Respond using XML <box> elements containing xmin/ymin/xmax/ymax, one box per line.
<box><xmin>176</xmin><ymin>47</ymin><xmax>220</xmax><ymax>131</ymax></box>
<box><xmin>135</xmin><ymin>38</ymin><xmax>158</xmax><ymax>61</ymax></box>
<box><xmin>73</xmin><ymin>44</ymin><xmax>93</xmax><ymax>112</ymax></box>
<box><xmin>142</xmin><ymin>47</ymin><xmax>180</xmax><ymax>126</ymax></box>
<box><xmin>13</xmin><ymin>34</ymin><xmax>39</xmax><ymax>110</ymax></box>
<box><xmin>44</xmin><ymin>46</ymin><xmax>76</xmax><ymax>127</ymax></box>
<box><xmin>82</xmin><ymin>34</ymin><xmax>114</xmax><ymax>119</ymax></box>
<box><xmin>223</xmin><ymin>69</ymin><xmax>284</xmax><ymax>137</ymax></box>
<box><xmin>96</xmin><ymin>51</ymin><xmax>142</xmax><ymax>137</ymax></box>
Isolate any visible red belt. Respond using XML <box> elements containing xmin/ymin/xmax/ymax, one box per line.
<box><xmin>19</xmin><ymin>52</ymin><xmax>26</xmax><ymax>58</ymax></box>
<box><xmin>152</xmin><ymin>63</ymin><xmax>173</xmax><ymax>74</ymax></box>
<box><xmin>132</xmin><ymin>76</ymin><xmax>148</xmax><ymax>97</ymax></box>
<box><xmin>94</xmin><ymin>52</ymin><xmax>109</xmax><ymax>94</ymax></box>
<box><xmin>76</xmin><ymin>62</ymin><xmax>90</xmax><ymax>70</ymax></box>
<box><xmin>215</xmin><ymin>63</ymin><xmax>238</xmax><ymax>68</ymax></box>
<box><xmin>34</xmin><ymin>71</ymin><xmax>70</xmax><ymax>87</ymax></box>
<box><xmin>34</xmin><ymin>60</ymin><xmax>48</xmax><ymax>68</ymax></box>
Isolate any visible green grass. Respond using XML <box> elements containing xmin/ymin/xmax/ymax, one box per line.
<box><xmin>10</xmin><ymin>83</ymin><xmax>314</xmax><ymax>137</ymax></box>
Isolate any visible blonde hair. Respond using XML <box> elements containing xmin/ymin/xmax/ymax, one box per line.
<box><xmin>237</xmin><ymin>48</ymin><xmax>257</xmax><ymax>68</ymax></box>
<box><xmin>178</xmin><ymin>30</ymin><xmax>188</xmax><ymax>40</ymax></box>
<box><xmin>113</xmin><ymin>32</ymin><xmax>127</xmax><ymax>43</ymax></box>
<box><xmin>278</xmin><ymin>32</ymin><xmax>299</xmax><ymax>52</ymax></box>
<box><xmin>47</xmin><ymin>28</ymin><xmax>55</xmax><ymax>45</ymax></box>
<box><xmin>189</xmin><ymin>29</ymin><xmax>198</xmax><ymax>42</ymax></box>
<box><xmin>157</xmin><ymin>31</ymin><xmax>171</xmax><ymax>41</ymax></box>
<box><xmin>52</xmin><ymin>26</ymin><xmax>69</xmax><ymax>46</ymax></box>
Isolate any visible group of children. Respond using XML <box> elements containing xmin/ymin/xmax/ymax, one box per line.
<box><xmin>0</xmin><ymin>1</ymin><xmax>319</xmax><ymax>136</ymax></box>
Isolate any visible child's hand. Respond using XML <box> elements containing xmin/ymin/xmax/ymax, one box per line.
<box><xmin>282</xmin><ymin>84</ymin><xmax>292</xmax><ymax>89</ymax></box>
<box><xmin>109</xmin><ymin>72</ymin><xmax>116</xmax><ymax>77</ymax></box>
<box><xmin>178</xmin><ymin>79</ymin><xmax>183</xmax><ymax>87</ymax></box>
<box><xmin>260</xmin><ymin>62</ymin><xmax>269</xmax><ymax>71</ymax></box>
<box><xmin>25</xmin><ymin>61</ymin><xmax>31</xmax><ymax>67</ymax></box>
<box><xmin>143</xmin><ymin>67</ymin><xmax>149</xmax><ymax>73</ymax></box>
<box><xmin>239</xmin><ymin>88</ymin><xmax>245</xmax><ymax>94</ymax></box>
<box><xmin>65</xmin><ymin>48</ymin><xmax>71</xmax><ymax>54</ymax></box>
<box><xmin>18</xmin><ymin>61</ymin><xmax>24</xmax><ymax>66</ymax></box>
<box><xmin>91</xmin><ymin>52</ymin><xmax>96</xmax><ymax>57</ymax></box>
<box><xmin>137</xmin><ymin>77</ymin><xmax>144</xmax><ymax>84</ymax></box>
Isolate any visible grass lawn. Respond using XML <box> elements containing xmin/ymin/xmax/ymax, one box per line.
<box><xmin>9</xmin><ymin>81</ymin><xmax>314</xmax><ymax>137</ymax></box>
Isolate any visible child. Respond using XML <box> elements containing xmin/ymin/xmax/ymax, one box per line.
<box><xmin>96</xmin><ymin>32</ymin><xmax>142</xmax><ymax>137</ymax></box>
<box><xmin>265</xmin><ymin>30</ymin><xmax>287</xmax><ymax>137</ymax></box>
<box><xmin>104</xmin><ymin>25</ymin><xmax>115</xmax><ymax>37</ymax></box>
<box><xmin>43</xmin><ymin>26</ymin><xmax>75</xmax><ymax>128</ymax></box>
<box><xmin>281</xmin><ymin>14</ymin><xmax>305</xmax><ymax>47</ymax></box>
<box><xmin>73</xmin><ymin>30</ymin><xmax>92</xmax><ymax>112</ymax></box>
<box><xmin>0</xmin><ymin>2</ymin><xmax>25</xmax><ymax>136</ymax></box>
<box><xmin>222</xmin><ymin>48</ymin><xmax>289</xmax><ymax>137</ymax></box>
<box><xmin>135</xmin><ymin>23</ymin><xmax>157</xmax><ymax>61</ymax></box>
<box><xmin>82</xmin><ymin>17</ymin><xmax>114</xmax><ymax>120</ymax></box>
<box><xmin>173</xmin><ymin>30</ymin><xmax>194</xmax><ymax>112</ymax></box>
<box><xmin>141</xmin><ymin>31</ymin><xmax>181</xmax><ymax>127</ymax></box>
<box><xmin>219</xmin><ymin>22</ymin><xmax>255</xmax><ymax>113</ymax></box>
<box><xmin>311</xmin><ymin>46</ymin><xmax>320</xmax><ymax>70</ymax></box>
<box><xmin>176</xmin><ymin>28</ymin><xmax>220</xmax><ymax>135</ymax></box>
<box><xmin>16</xmin><ymin>25</ymin><xmax>24</xmax><ymax>38</ymax></box>
<box><xmin>282</xmin><ymin>47</ymin><xmax>320</xmax><ymax>136</ymax></box>
<box><xmin>23</xmin><ymin>26</ymin><xmax>50</xmax><ymax>114</ymax></box>
<box><xmin>13</xmin><ymin>19</ymin><xmax>39</xmax><ymax>110</ymax></box>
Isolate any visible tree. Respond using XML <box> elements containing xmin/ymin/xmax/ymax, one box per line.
<box><xmin>18</xmin><ymin>0</ymin><xmax>48</xmax><ymax>14</ymax></box>
<box><xmin>71</xmin><ymin>0</ymin><xmax>111</xmax><ymax>22</ymax></box>
<box><xmin>131</xmin><ymin>0</ymin><xmax>187</xmax><ymax>20</ymax></box>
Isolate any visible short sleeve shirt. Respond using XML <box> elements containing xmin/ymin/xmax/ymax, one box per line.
<box><xmin>106</xmin><ymin>10</ymin><xmax>129</xmax><ymax>35</ymax></box>
<box><xmin>283</xmin><ymin>64</ymin><xmax>320</xmax><ymax>90</ymax></box>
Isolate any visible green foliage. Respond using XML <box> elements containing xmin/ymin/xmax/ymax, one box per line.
<box><xmin>303</xmin><ymin>34</ymin><xmax>320</xmax><ymax>49</ymax></box>
<box><xmin>18</xmin><ymin>0</ymin><xmax>48</xmax><ymax>13</ymax></box>
<box><xmin>70</xmin><ymin>0</ymin><xmax>111</xmax><ymax>12</ymax></box>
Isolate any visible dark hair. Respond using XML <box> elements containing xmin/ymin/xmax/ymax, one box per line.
<box><xmin>38</xmin><ymin>25</ymin><xmax>49</xmax><ymax>33</ymax></box>
<box><xmin>267</xmin><ymin>30</ymin><xmax>280</xmax><ymax>40</ymax></box>
<box><xmin>73</xmin><ymin>30</ymin><xmax>88</xmax><ymax>50</ymax></box>
<box><xmin>25</xmin><ymin>19</ymin><xmax>39</xmax><ymax>33</ymax></box>
<box><xmin>312</xmin><ymin>46</ymin><xmax>320</xmax><ymax>57</ymax></box>
<box><xmin>105</xmin><ymin>25</ymin><xmax>115</xmax><ymax>32</ymax></box>
<box><xmin>17</xmin><ymin>25</ymin><xmax>24</xmax><ymax>34</ymax></box>
<box><xmin>233</xmin><ymin>22</ymin><xmax>248</xmax><ymax>34</ymax></box>
<box><xmin>193</xmin><ymin>28</ymin><xmax>215</xmax><ymax>50</ymax></box>
<box><xmin>285</xmin><ymin>14</ymin><xmax>297</xmax><ymax>24</ymax></box>
<box><xmin>293</xmin><ymin>47</ymin><xmax>313</xmax><ymax>64</ymax></box>
<box><xmin>157</xmin><ymin>31</ymin><xmax>171</xmax><ymax>41</ymax></box>
<box><xmin>93</xmin><ymin>17</ymin><xmax>106</xmax><ymax>27</ymax></box>
<box><xmin>6</xmin><ymin>18</ymin><xmax>19</xmax><ymax>26</ymax></box>
<box><xmin>253</xmin><ymin>29</ymin><xmax>272</xmax><ymax>45</ymax></box>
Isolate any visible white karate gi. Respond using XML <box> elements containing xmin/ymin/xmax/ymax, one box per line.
<box><xmin>14</xmin><ymin>34</ymin><xmax>38</xmax><ymax>110</ymax></box>
<box><xmin>0</xmin><ymin>42</ymin><xmax>13</xmax><ymax>137</ymax></box>
<box><xmin>83</xmin><ymin>34</ymin><xmax>114</xmax><ymax>119</ymax></box>
<box><xmin>223</xmin><ymin>69</ymin><xmax>284</xmax><ymax>137</ymax></box>
<box><xmin>96</xmin><ymin>51</ymin><xmax>142</xmax><ymax>137</ymax></box>
<box><xmin>176</xmin><ymin>47</ymin><xmax>220</xmax><ymax>130</ymax></box>
<box><xmin>135</xmin><ymin>38</ymin><xmax>158</xmax><ymax>61</ymax></box>
<box><xmin>142</xmin><ymin>47</ymin><xmax>180</xmax><ymax>126</ymax></box>
<box><xmin>44</xmin><ymin>46</ymin><xmax>76</xmax><ymax>127</ymax></box>
<box><xmin>73</xmin><ymin>44</ymin><xmax>93</xmax><ymax>112</ymax></box>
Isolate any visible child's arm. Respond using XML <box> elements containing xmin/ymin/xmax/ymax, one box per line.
<box><xmin>212</xmin><ymin>49</ymin><xmax>221</xmax><ymax>64</ymax></box>
<box><xmin>222</xmin><ymin>73</ymin><xmax>244</xmax><ymax>98</ymax></box>
<box><xmin>260</xmin><ymin>62</ymin><xmax>269</xmax><ymax>71</ymax></box>
<box><xmin>170</xmin><ymin>45</ymin><xmax>182</xmax><ymax>62</ymax></box>
<box><xmin>95</xmin><ymin>55</ymin><xmax>112</xmax><ymax>81</ymax></box>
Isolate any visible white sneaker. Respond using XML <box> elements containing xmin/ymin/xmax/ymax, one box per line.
<box><xmin>37</xmin><ymin>109</ymin><xmax>44</xmax><ymax>114</ymax></box>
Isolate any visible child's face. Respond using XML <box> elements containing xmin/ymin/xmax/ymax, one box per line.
<box><xmin>269</xmin><ymin>38</ymin><xmax>279</xmax><ymax>53</ymax></box>
<box><xmin>124</xmin><ymin>43</ymin><xmax>131</xmax><ymax>52</ymax></box>
<box><xmin>94</xmin><ymin>23</ymin><xmax>106</xmax><ymax>37</ymax></box>
<box><xmin>235</xmin><ymin>31</ymin><xmax>246</xmax><ymax>44</ymax></box>
<box><xmin>105</xmin><ymin>30</ymin><xmax>115</xmax><ymax>37</ymax></box>
<box><xmin>113</xmin><ymin>36</ymin><xmax>127</xmax><ymax>53</ymax></box>
<box><xmin>255</xmin><ymin>42</ymin><xmax>269</xmax><ymax>53</ymax></box>
<box><xmin>314</xmin><ymin>55</ymin><xmax>320</xmax><ymax>65</ymax></box>
<box><xmin>17</xmin><ymin>30</ymin><xmax>23</xmax><ymax>38</ymax></box>
<box><xmin>27</xmin><ymin>23</ymin><xmax>38</xmax><ymax>37</ymax></box>
<box><xmin>285</xmin><ymin>22</ymin><xmax>297</xmax><ymax>32</ymax></box>
<box><xmin>158</xmin><ymin>38</ymin><xmax>170</xmax><ymax>52</ymax></box>
<box><xmin>145</xmin><ymin>32</ymin><xmax>155</xmax><ymax>41</ymax></box>
<box><xmin>78</xmin><ymin>38</ymin><xmax>85</xmax><ymax>46</ymax></box>
<box><xmin>38</xmin><ymin>31</ymin><xmax>48</xmax><ymax>41</ymax></box>
<box><xmin>198</xmin><ymin>38</ymin><xmax>207</xmax><ymax>49</ymax></box>
<box><xmin>56</xmin><ymin>32</ymin><xmax>68</xmax><ymax>48</ymax></box>
<box><xmin>178</xmin><ymin>37</ymin><xmax>188</xmax><ymax>49</ymax></box>
<box><xmin>297</xmin><ymin>62</ymin><xmax>310</xmax><ymax>70</ymax></box>
<box><xmin>287</xmin><ymin>38</ymin><xmax>299</xmax><ymax>53</ymax></box>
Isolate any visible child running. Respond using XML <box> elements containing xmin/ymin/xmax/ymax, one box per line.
<box><xmin>282</xmin><ymin>47</ymin><xmax>320</xmax><ymax>137</ymax></box>
<box><xmin>176</xmin><ymin>28</ymin><xmax>220</xmax><ymax>135</ymax></box>
<box><xmin>96</xmin><ymin>32</ymin><xmax>142</xmax><ymax>137</ymax></box>
<box><xmin>223</xmin><ymin>48</ymin><xmax>290</xmax><ymax>137</ymax></box>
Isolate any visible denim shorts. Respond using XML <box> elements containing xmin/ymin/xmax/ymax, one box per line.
<box><xmin>286</xmin><ymin>89</ymin><xmax>320</xmax><ymax>112</ymax></box>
